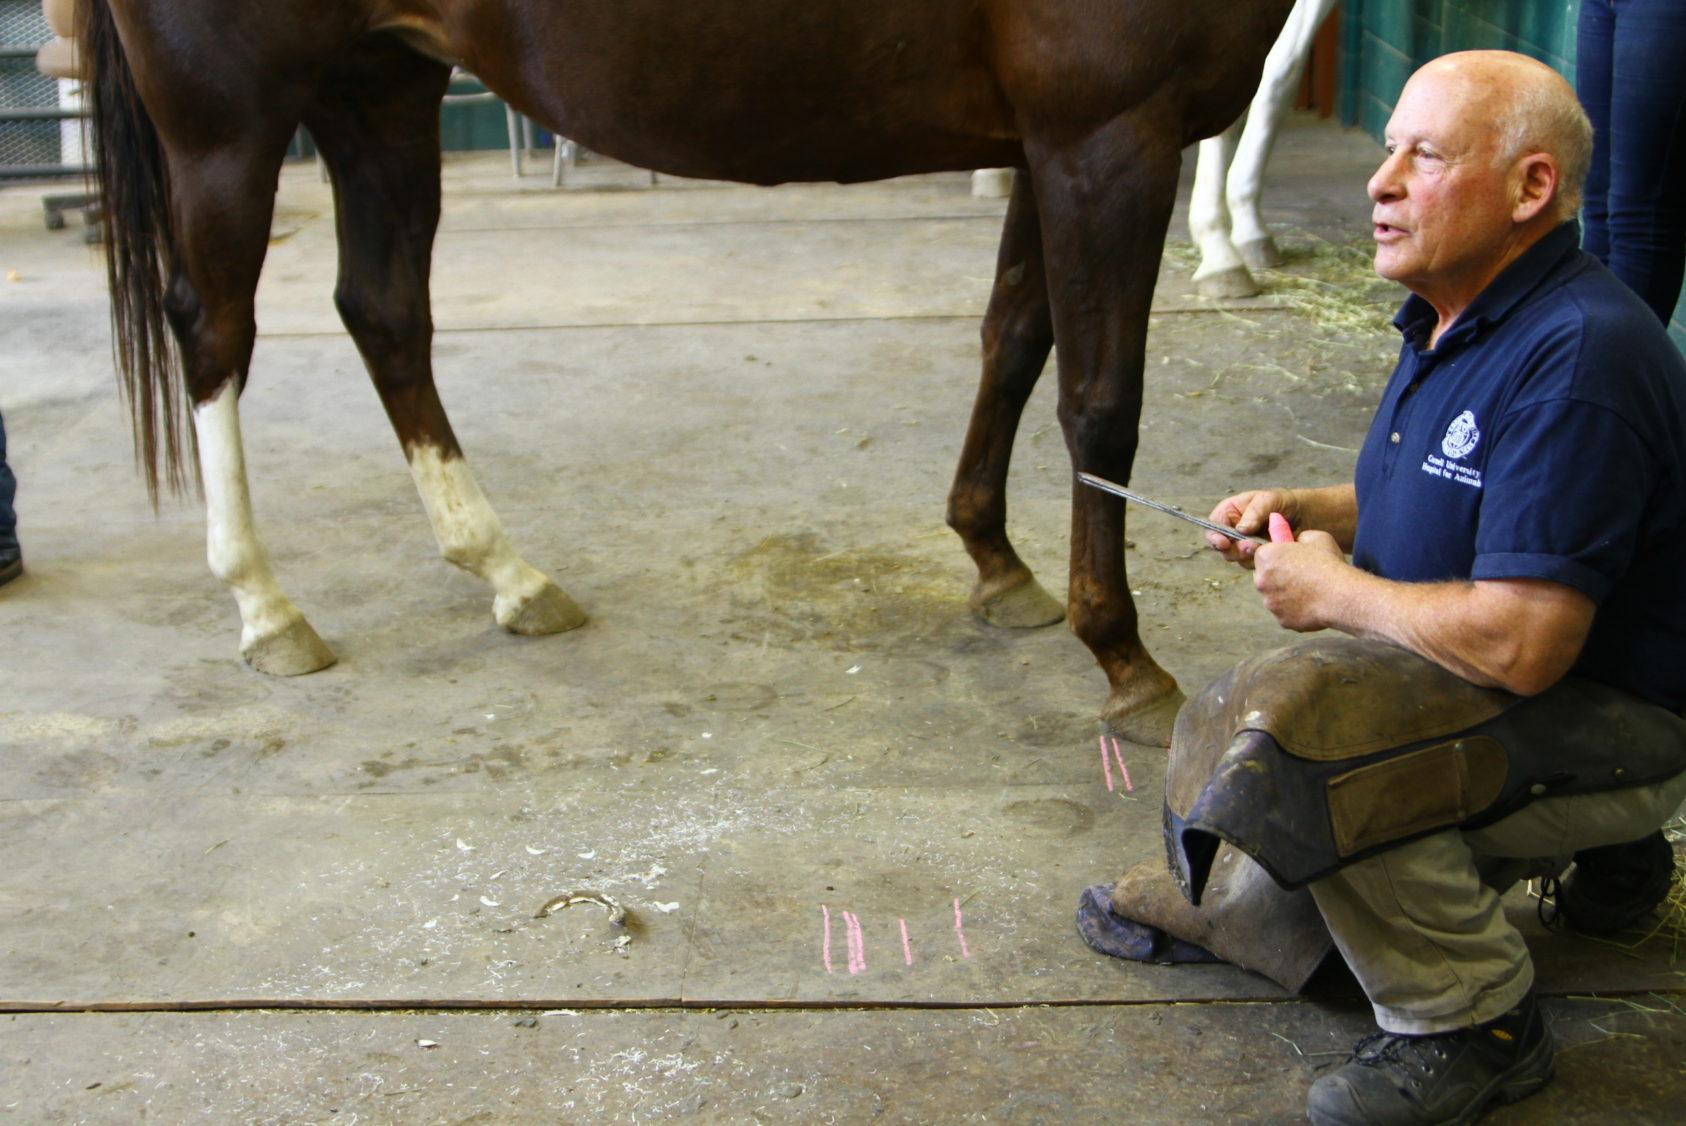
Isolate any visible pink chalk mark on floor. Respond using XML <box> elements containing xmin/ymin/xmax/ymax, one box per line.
<box><xmin>1099</xmin><ymin>735</ymin><xmax>1115</xmax><ymax>792</ymax></box>
<box><xmin>900</xmin><ymin>918</ymin><xmax>914</xmax><ymax>966</ymax></box>
<box><xmin>1110</xmin><ymin>736</ymin><xmax>1134</xmax><ymax>793</ymax></box>
<box><xmin>844</xmin><ymin>910</ymin><xmax>866</xmax><ymax>975</ymax></box>
<box><xmin>822</xmin><ymin>904</ymin><xmax>834</xmax><ymax>974</ymax></box>
<box><xmin>953</xmin><ymin>897</ymin><xmax>971</xmax><ymax>959</ymax></box>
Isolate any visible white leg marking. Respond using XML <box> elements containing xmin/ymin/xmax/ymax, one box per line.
<box><xmin>194</xmin><ymin>381</ymin><xmax>313</xmax><ymax>654</ymax></box>
<box><xmin>1190</xmin><ymin>129</ymin><xmax>1246</xmax><ymax>283</ymax></box>
<box><xmin>407</xmin><ymin>444</ymin><xmax>555</xmax><ymax>625</ymax></box>
<box><xmin>1226</xmin><ymin>0</ymin><xmax>1336</xmax><ymax>247</ymax></box>
<box><xmin>971</xmin><ymin>168</ymin><xmax>1015</xmax><ymax>199</ymax></box>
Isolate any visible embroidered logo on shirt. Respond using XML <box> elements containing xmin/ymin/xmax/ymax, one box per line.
<box><xmin>1418</xmin><ymin>411</ymin><xmax>1484</xmax><ymax>488</ymax></box>
<box><xmin>1441</xmin><ymin>410</ymin><xmax>1481</xmax><ymax>459</ymax></box>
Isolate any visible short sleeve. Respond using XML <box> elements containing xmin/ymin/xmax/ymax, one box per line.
<box><xmin>1471</xmin><ymin>398</ymin><xmax>1657</xmax><ymax>602</ymax></box>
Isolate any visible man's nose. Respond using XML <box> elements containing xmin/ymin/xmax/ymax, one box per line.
<box><xmin>1368</xmin><ymin>150</ymin><xmax>1405</xmax><ymax>202</ymax></box>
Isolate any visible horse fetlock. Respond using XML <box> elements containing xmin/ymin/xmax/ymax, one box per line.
<box><xmin>1237</xmin><ymin>236</ymin><xmax>1284</xmax><ymax>271</ymax></box>
<box><xmin>495</xmin><ymin>580</ymin><xmax>587</xmax><ymax>636</ymax></box>
<box><xmin>241</xmin><ymin>614</ymin><xmax>337</xmax><ymax>676</ymax></box>
<box><xmin>969</xmin><ymin>571</ymin><xmax>1065</xmax><ymax>629</ymax></box>
<box><xmin>438</xmin><ymin>537</ymin><xmax>496</xmax><ymax>573</ymax></box>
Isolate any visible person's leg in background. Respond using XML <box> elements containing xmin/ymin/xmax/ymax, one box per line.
<box><xmin>0</xmin><ymin>407</ymin><xmax>19</xmax><ymax>587</ymax></box>
<box><xmin>1579</xmin><ymin>0</ymin><xmax>1686</xmax><ymax>323</ymax></box>
<box><xmin>1577</xmin><ymin>0</ymin><xmax>1614</xmax><ymax>265</ymax></box>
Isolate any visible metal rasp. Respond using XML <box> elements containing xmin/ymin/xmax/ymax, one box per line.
<box><xmin>1076</xmin><ymin>472</ymin><xmax>1269</xmax><ymax>545</ymax></box>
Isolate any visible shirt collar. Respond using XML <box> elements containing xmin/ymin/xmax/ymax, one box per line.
<box><xmin>1392</xmin><ymin>220</ymin><xmax>1583</xmax><ymax>352</ymax></box>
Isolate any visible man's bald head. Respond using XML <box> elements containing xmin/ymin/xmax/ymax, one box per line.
<box><xmin>1410</xmin><ymin>51</ymin><xmax>1592</xmax><ymax>220</ymax></box>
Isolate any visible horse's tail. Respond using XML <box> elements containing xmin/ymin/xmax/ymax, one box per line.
<box><xmin>81</xmin><ymin>0</ymin><xmax>193</xmax><ymax>503</ymax></box>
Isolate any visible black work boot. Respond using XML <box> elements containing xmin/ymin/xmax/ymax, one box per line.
<box><xmin>0</xmin><ymin>550</ymin><xmax>20</xmax><ymax>588</ymax></box>
<box><xmin>1306</xmin><ymin>991</ymin><xmax>1553</xmax><ymax>1125</ymax></box>
<box><xmin>1558</xmin><ymin>830</ymin><xmax>1677</xmax><ymax>935</ymax></box>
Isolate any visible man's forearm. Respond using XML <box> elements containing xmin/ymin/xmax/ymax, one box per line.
<box><xmin>1314</xmin><ymin>567</ymin><xmax>1593</xmax><ymax>696</ymax></box>
<box><xmin>1286</xmin><ymin>484</ymin><xmax>1359</xmax><ymax>550</ymax></box>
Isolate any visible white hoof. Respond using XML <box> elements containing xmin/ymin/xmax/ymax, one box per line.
<box><xmin>1238</xmin><ymin>237</ymin><xmax>1284</xmax><ymax>271</ymax></box>
<box><xmin>1194</xmin><ymin>265</ymin><xmax>1261</xmax><ymax>300</ymax></box>
<box><xmin>971</xmin><ymin>168</ymin><xmax>1015</xmax><ymax>199</ymax></box>
<box><xmin>496</xmin><ymin>581</ymin><xmax>587</xmax><ymax>636</ymax></box>
<box><xmin>242</xmin><ymin>616</ymin><xmax>337</xmax><ymax>676</ymax></box>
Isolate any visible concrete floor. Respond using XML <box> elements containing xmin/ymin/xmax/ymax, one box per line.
<box><xmin>2</xmin><ymin>114</ymin><xmax>1683</xmax><ymax>1122</ymax></box>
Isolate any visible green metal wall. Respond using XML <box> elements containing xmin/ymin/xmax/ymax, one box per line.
<box><xmin>1339</xmin><ymin>1</ymin><xmax>1578</xmax><ymax>132</ymax></box>
<box><xmin>439</xmin><ymin>76</ymin><xmax>523</xmax><ymax>153</ymax></box>
<box><xmin>1338</xmin><ymin>0</ymin><xmax>1686</xmax><ymax>345</ymax></box>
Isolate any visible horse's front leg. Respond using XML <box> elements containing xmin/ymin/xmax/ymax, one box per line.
<box><xmin>1190</xmin><ymin>125</ymin><xmax>1261</xmax><ymax>299</ymax></box>
<box><xmin>308</xmin><ymin>42</ymin><xmax>585</xmax><ymax>639</ymax></box>
<box><xmin>1026</xmin><ymin>116</ymin><xmax>1187</xmax><ymax>747</ymax></box>
<box><xmin>947</xmin><ymin>170</ymin><xmax>1065</xmax><ymax>629</ymax></box>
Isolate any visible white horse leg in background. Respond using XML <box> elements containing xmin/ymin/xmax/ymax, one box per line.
<box><xmin>972</xmin><ymin>168</ymin><xmax>1015</xmax><ymax>198</ymax></box>
<box><xmin>1190</xmin><ymin>0</ymin><xmax>1337</xmax><ymax>298</ymax></box>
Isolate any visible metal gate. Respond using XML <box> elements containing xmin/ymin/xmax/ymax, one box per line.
<box><xmin>1</xmin><ymin>0</ymin><xmax>85</xmax><ymax>180</ymax></box>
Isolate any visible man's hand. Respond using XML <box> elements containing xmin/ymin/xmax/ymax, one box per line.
<box><xmin>1206</xmin><ymin>489</ymin><xmax>1298</xmax><ymax>567</ymax></box>
<box><xmin>1207</xmin><ymin>484</ymin><xmax>1361</xmax><ymax>564</ymax></box>
<box><xmin>1252</xmin><ymin>531</ymin><xmax>1351</xmax><ymax>631</ymax></box>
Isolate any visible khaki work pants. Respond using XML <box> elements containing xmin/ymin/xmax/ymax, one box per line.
<box><xmin>1309</xmin><ymin>768</ymin><xmax>1686</xmax><ymax>1035</ymax></box>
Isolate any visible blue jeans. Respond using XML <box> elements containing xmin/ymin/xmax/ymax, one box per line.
<box><xmin>0</xmin><ymin>408</ymin><xmax>16</xmax><ymax>555</ymax></box>
<box><xmin>1578</xmin><ymin>0</ymin><xmax>1686</xmax><ymax>324</ymax></box>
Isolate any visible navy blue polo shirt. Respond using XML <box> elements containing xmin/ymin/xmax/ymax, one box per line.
<box><xmin>1352</xmin><ymin>222</ymin><xmax>1686</xmax><ymax>709</ymax></box>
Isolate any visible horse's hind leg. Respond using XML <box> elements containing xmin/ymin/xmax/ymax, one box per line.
<box><xmin>1025</xmin><ymin>115</ymin><xmax>1188</xmax><ymax>747</ymax></box>
<box><xmin>306</xmin><ymin>40</ymin><xmax>585</xmax><ymax>637</ymax></box>
<box><xmin>1226</xmin><ymin>0</ymin><xmax>1337</xmax><ymax>268</ymax></box>
<box><xmin>948</xmin><ymin>171</ymin><xmax>1065</xmax><ymax>629</ymax></box>
<box><xmin>168</xmin><ymin>145</ymin><xmax>338</xmax><ymax>675</ymax></box>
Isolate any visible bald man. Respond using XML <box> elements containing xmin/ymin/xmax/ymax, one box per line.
<box><xmin>1204</xmin><ymin>53</ymin><xmax>1686</xmax><ymax>1123</ymax></box>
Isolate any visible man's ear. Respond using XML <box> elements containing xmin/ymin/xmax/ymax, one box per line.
<box><xmin>1512</xmin><ymin>153</ymin><xmax>1560</xmax><ymax>223</ymax></box>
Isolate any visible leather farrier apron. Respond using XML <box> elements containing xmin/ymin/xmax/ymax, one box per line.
<box><xmin>1104</xmin><ymin>636</ymin><xmax>1686</xmax><ymax>990</ymax></box>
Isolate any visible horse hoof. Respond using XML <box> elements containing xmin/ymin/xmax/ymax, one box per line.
<box><xmin>1237</xmin><ymin>236</ymin><xmax>1284</xmax><ymax>271</ymax></box>
<box><xmin>1103</xmin><ymin>684</ymin><xmax>1186</xmax><ymax>749</ymax></box>
<box><xmin>243</xmin><ymin>617</ymin><xmax>337</xmax><ymax>676</ymax></box>
<box><xmin>971</xmin><ymin>168</ymin><xmax>1014</xmax><ymax>198</ymax></box>
<box><xmin>499</xmin><ymin>582</ymin><xmax>587</xmax><ymax>636</ymax></box>
<box><xmin>1194</xmin><ymin>266</ymin><xmax>1260</xmax><ymax>300</ymax></box>
<box><xmin>970</xmin><ymin>574</ymin><xmax>1065</xmax><ymax>629</ymax></box>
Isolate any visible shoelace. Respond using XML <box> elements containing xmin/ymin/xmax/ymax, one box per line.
<box><xmin>1350</xmin><ymin>1031</ymin><xmax>1456</xmax><ymax>1081</ymax></box>
<box><xmin>1535</xmin><ymin>874</ymin><xmax>1564</xmax><ymax>930</ymax></box>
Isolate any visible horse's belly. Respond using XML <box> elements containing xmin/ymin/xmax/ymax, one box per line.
<box><xmin>442</xmin><ymin>0</ymin><xmax>1020</xmax><ymax>183</ymax></box>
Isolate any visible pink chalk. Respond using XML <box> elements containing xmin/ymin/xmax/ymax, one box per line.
<box><xmin>822</xmin><ymin>905</ymin><xmax>834</xmax><ymax>974</ymax></box>
<box><xmin>844</xmin><ymin>910</ymin><xmax>866</xmax><ymax>975</ymax></box>
<box><xmin>1099</xmin><ymin>735</ymin><xmax>1115</xmax><ymax>792</ymax></box>
<box><xmin>1268</xmin><ymin>512</ymin><xmax>1295</xmax><ymax>544</ymax></box>
<box><xmin>900</xmin><ymin>918</ymin><xmax>914</xmax><ymax>966</ymax></box>
<box><xmin>953</xmin><ymin>897</ymin><xmax>971</xmax><ymax>959</ymax></box>
<box><xmin>1110</xmin><ymin>737</ymin><xmax>1134</xmax><ymax>794</ymax></box>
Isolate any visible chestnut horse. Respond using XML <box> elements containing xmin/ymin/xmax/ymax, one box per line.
<box><xmin>83</xmin><ymin>0</ymin><xmax>1293</xmax><ymax>745</ymax></box>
